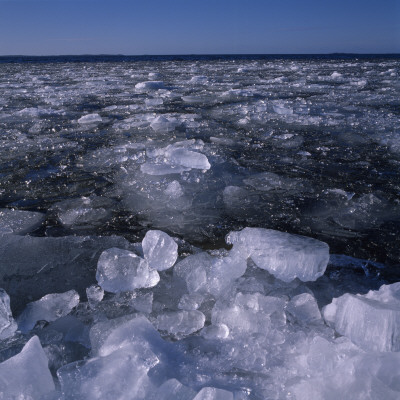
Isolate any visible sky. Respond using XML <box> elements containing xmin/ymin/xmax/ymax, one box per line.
<box><xmin>0</xmin><ymin>0</ymin><xmax>399</xmax><ymax>55</ymax></box>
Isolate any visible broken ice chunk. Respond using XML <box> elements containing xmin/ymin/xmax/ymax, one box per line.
<box><xmin>96</xmin><ymin>248</ymin><xmax>160</xmax><ymax>293</ymax></box>
<box><xmin>189</xmin><ymin>75</ymin><xmax>208</xmax><ymax>84</ymax></box>
<box><xmin>140</xmin><ymin>162</ymin><xmax>190</xmax><ymax>175</ymax></box>
<box><xmin>59</xmin><ymin>316</ymin><xmax>162</xmax><ymax>397</ymax></box>
<box><xmin>174</xmin><ymin>252</ymin><xmax>211</xmax><ymax>294</ymax></box>
<box><xmin>0</xmin><ymin>288</ymin><xmax>17</xmax><ymax>339</ymax></box>
<box><xmin>135</xmin><ymin>81</ymin><xmax>165</xmax><ymax>91</ymax></box>
<box><xmin>150</xmin><ymin>115</ymin><xmax>180</xmax><ymax>132</ymax></box>
<box><xmin>155</xmin><ymin>310</ymin><xmax>205</xmax><ymax>338</ymax></box>
<box><xmin>193</xmin><ymin>387</ymin><xmax>233</xmax><ymax>400</ymax></box>
<box><xmin>86</xmin><ymin>284</ymin><xmax>104</xmax><ymax>309</ymax></box>
<box><xmin>145</xmin><ymin>98</ymin><xmax>163</xmax><ymax>107</ymax></box>
<box><xmin>178</xmin><ymin>293</ymin><xmax>204</xmax><ymax>311</ymax></box>
<box><xmin>151</xmin><ymin>379</ymin><xmax>196</xmax><ymax>400</ymax></box>
<box><xmin>0</xmin><ymin>336</ymin><xmax>55</xmax><ymax>399</ymax></box>
<box><xmin>130</xmin><ymin>292</ymin><xmax>153</xmax><ymax>314</ymax></box>
<box><xmin>322</xmin><ymin>282</ymin><xmax>400</xmax><ymax>352</ymax></box>
<box><xmin>286</xmin><ymin>293</ymin><xmax>322</xmax><ymax>324</ymax></box>
<box><xmin>89</xmin><ymin>315</ymin><xmax>165</xmax><ymax>358</ymax></box>
<box><xmin>17</xmin><ymin>290</ymin><xmax>80</xmax><ymax>333</ymax></box>
<box><xmin>58</xmin><ymin>344</ymin><xmax>156</xmax><ymax>399</ymax></box>
<box><xmin>164</xmin><ymin>180</ymin><xmax>184</xmax><ymax>198</ymax></box>
<box><xmin>330</xmin><ymin>71</ymin><xmax>342</xmax><ymax>79</ymax></box>
<box><xmin>141</xmin><ymin>139</ymin><xmax>210</xmax><ymax>175</ymax></box>
<box><xmin>226</xmin><ymin>228</ymin><xmax>329</xmax><ymax>282</ymax></box>
<box><xmin>212</xmin><ymin>292</ymin><xmax>286</xmax><ymax>336</ymax></box>
<box><xmin>201</xmin><ymin>323</ymin><xmax>230</xmax><ymax>340</ymax></box>
<box><xmin>0</xmin><ymin>208</ymin><xmax>44</xmax><ymax>235</ymax></box>
<box><xmin>174</xmin><ymin>250</ymin><xmax>247</xmax><ymax>297</ymax></box>
<box><xmin>148</xmin><ymin>72</ymin><xmax>162</xmax><ymax>79</ymax></box>
<box><xmin>50</xmin><ymin>195</ymin><xmax>114</xmax><ymax>230</ymax></box>
<box><xmin>78</xmin><ymin>113</ymin><xmax>103</xmax><ymax>124</ymax></box>
<box><xmin>272</xmin><ymin>101</ymin><xmax>293</xmax><ymax>115</ymax></box>
<box><xmin>142</xmin><ymin>230</ymin><xmax>178</xmax><ymax>271</ymax></box>
<box><xmin>164</xmin><ymin>146</ymin><xmax>211</xmax><ymax>170</ymax></box>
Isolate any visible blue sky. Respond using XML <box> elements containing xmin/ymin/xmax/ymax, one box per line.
<box><xmin>0</xmin><ymin>0</ymin><xmax>399</xmax><ymax>55</ymax></box>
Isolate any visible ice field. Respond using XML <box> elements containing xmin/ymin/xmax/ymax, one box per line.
<box><xmin>0</xmin><ymin>55</ymin><xmax>399</xmax><ymax>399</ymax></box>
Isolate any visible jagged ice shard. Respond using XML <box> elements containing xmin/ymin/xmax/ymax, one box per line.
<box><xmin>0</xmin><ymin>336</ymin><xmax>55</xmax><ymax>399</ymax></box>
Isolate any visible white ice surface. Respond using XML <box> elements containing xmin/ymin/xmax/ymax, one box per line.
<box><xmin>142</xmin><ymin>230</ymin><xmax>178</xmax><ymax>271</ymax></box>
<box><xmin>17</xmin><ymin>289</ymin><xmax>80</xmax><ymax>333</ymax></box>
<box><xmin>96</xmin><ymin>247</ymin><xmax>160</xmax><ymax>293</ymax></box>
<box><xmin>0</xmin><ymin>336</ymin><xmax>55</xmax><ymax>399</ymax></box>
<box><xmin>78</xmin><ymin>113</ymin><xmax>103</xmax><ymax>124</ymax></box>
<box><xmin>323</xmin><ymin>282</ymin><xmax>400</xmax><ymax>352</ymax></box>
<box><xmin>0</xmin><ymin>288</ymin><xmax>17</xmax><ymax>340</ymax></box>
<box><xmin>135</xmin><ymin>81</ymin><xmax>166</xmax><ymax>91</ymax></box>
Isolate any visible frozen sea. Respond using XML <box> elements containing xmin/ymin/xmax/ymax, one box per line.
<box><xmin>0</xmin><ymin>54</ymin><xmax>399</xmax><ymax>399</ymax></box>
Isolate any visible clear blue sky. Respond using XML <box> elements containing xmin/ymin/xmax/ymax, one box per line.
<box><xmin>0</xmin><ymin>0</ymin><xmax>399</xmax><ymax>55</ymax></box>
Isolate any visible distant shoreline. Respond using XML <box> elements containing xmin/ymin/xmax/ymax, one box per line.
<box><xmin>1</xmin><ymin>53</ymin><xmax>399</xmax><ymax>64</ymax></box>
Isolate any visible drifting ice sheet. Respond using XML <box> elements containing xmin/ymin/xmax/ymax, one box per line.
<box><xmin>0</xmin><ymin>208</ymin><xmax>44</xmax><ymax>235</ymax></box>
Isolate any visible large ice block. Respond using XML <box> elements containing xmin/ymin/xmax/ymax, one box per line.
<box><xmin>96</xmin><ymin>247</ymin><xmax>160</xmax><ymax>293</ymax></box>
<box><xmin>142</xmin><ymin>230</ymin><xmax>178</xmax><ymax>271</ymax></box>
<box><xmin>323</xmin><ymin>283</ymin><xmax>400</xmax><ymax>352</ymax></box>
<box><xmin>226</xmin><ymin>228</ymin><xmax>329</xmax><ymax>282</ymax></box>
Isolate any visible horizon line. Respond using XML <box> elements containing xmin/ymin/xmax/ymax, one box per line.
<box><xmin>1</xmin><ymin>52</ymin><xmax>399</xmax><ymax>58</ymax></box>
